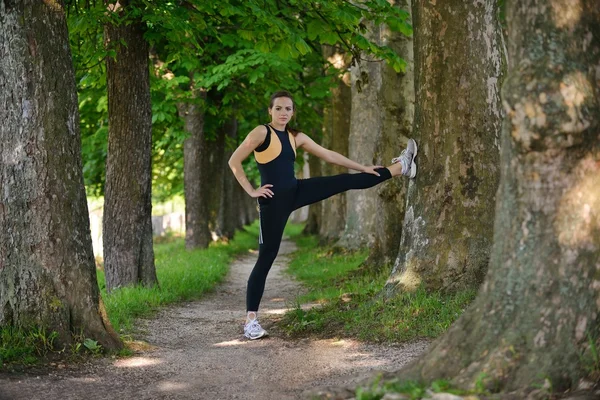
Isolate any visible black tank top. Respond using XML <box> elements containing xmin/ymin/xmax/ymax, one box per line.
<box><xmin>254</xmin><ymin>125</ymin><xmax>297</xmax><ymax>189</ymax></box>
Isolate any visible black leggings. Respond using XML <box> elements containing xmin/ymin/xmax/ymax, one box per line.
<box><xmin>247</xmin><ymin>167</ymin><xmax>392</xmax><ymax>311</ymax></box>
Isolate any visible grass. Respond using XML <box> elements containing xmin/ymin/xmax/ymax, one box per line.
<box><xmin>280</xmin><ymin>234</ymin><xmax>477</xmax><ymax>343</ymax></box>
<box><xmin>351</xmin><ymin>375</ymin><xmax>486</xmax><ymax>400</ymax></box>
<box><xmin>97</xmin><ymin>222</ymin><xmax>260</xmax><ymax>334</ymax></box>
<box><xmin>581</xmin><ymin>331</ymin><xmax>600</xmax><ymax>381</ymax></box>
<box><xmin>0</xmin><ymin>221</ymin><xmax>264</xmax><ymax>369</ymax></box>
<box><xmin>0</xmin><ymin>327</ymin><xmax>58</xmax><ymax>367</ymax></box>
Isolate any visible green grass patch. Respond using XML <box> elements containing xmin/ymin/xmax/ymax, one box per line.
<box><xmin>280</xmin><ymin>235</ymin><xmax>477</xmax><ymax>343</ymax></box>
<box><xmin>0</xmin><ymin>326</ymin><xmax>58</xmax><ymax>367</ymax></box>
<box><xmin>97</xmin><ymin>221</ymin><xmax>262</xmax><ymax>334</ymax></box>
<box><xmin>354</xmin><ymin>375</ymin><xmax>481</xmax><ymax>400</ymax></box>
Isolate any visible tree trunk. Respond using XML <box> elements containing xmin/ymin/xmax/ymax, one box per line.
<box><xmin>366</xmin><ymin>0</ymin><xmax>413</xmax><ymax>268</ymax></box>
<box><xmin>0</xmin><ymin>0</ymin><xmax>121</xmax><ymax>349</ymax></box>
<box><xmin>240</xmin><ymin>182</ymin><xmax>256</xmax><ymax>227</ymax></box>
<box><xmin>303</xmin><ymin>151</ymin><xmax>323</xmax><ymax>234</ymax></box>
<box><xmin>338</xmin><ymin>4</ymin><xmax>414</xmax><ymax>255</ymax></box>
<box><xmin>398</xmin><ymin>0</ymin><xmax>600</xmax><ymax>394</ymax></box>
<box><xmin>218</xmin><ymin>118</ymin><xmax>239</xmax><ymax>239</ymax></box>
<box><xmin>319</xmin><ymin>47</ymin><xmax>352</xmax><ymax>243</ymax></box>
<box><xmin>178</xmin><ymin>89</ymin><xmax>211</xmax><ymax>250</ymax></box>
<box><xmin>205</xmin><ymin>130</ymin><xmax>226</xmax><ymax>236</ymax></box>
<box><xmin>290</xmin><ymin>152</ymin><xmax>310</xmax><ymax>223</ymax></box>
<box><xmin>386</xmin><ymin>0</ymin><xmax>504</xmax><ymax>293</ymax></box>
<box><xmin>103</xmin><ymin>2</ymin><xmax>157</xmax><ymax>292</ymax></box>
<box><xmin>336</xmin><ymin>22</ymin><xmax>384</xmax><ymax>250</ymax></box>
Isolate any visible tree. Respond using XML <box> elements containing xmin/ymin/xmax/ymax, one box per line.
<box><xmin>103</xmin><ymin>0</ymin><xmax>157</xmax><ymax>291</ymax></box>
<box><xmin>394</xmin><ymin>0</ymin><xmax>600</xmax><ymax>394</ymax></box>
<box><xmin>177</xmin><ymin>87</ymin><xmax>211</xmax><ymax>249</ymax></box>
<box><xmin>302</xmin><ymin>127</ymin><xmax>325</xmax><ymax>235</ymax></box>
<box><xmin>386</xmin><ymin>0</ymin><xmax>504</xmax><ymax>293</ymax></box>
<box><xmin>0</xmin><ymin>0</ymin><xmax>121</xmax><ymax>349</ymax></box>
<box><xmin>319</xmin><ymin>46</ymin><xmax>352</xmax><ymax>242</ymax></box>
<box><xmin>218</xmin><ymin>117</ymin><xmax>241</xmax><ymax>239</ymax></box>
<box><xmin>336</xmin><ymin>22</ymin><xmax>385</xmax><ymax>250</ymax></box>
<box><xmin>337</xmin><ymin>2</ymin><xmax>413</xmax><ymax>255</ymax></box>
<box><xmin>367</xmin><ymin>0</ymin><xmax>414</xmax><ymax>268</ymax></box>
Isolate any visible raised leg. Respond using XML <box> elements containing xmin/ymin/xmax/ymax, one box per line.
<box><xmin>292</xmin><ymin>167</ymin><xmax>392</xmax><ymax>211</ymax></box>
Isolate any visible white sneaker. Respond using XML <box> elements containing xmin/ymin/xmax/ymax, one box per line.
<box><xmin>392</xmin><ymin>139</ymin><xmax>417</xmax><ymax>178</ymax></box>
<box><xmin>244</xmin><ymin>319</ymin><xmax>268</xmax><ymax>340</ymax></box>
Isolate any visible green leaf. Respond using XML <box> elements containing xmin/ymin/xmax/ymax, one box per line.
<box><xmin>320</xmin><ymin>31</ymin><xmax>339</xmax><ymax>45</ymax></box>
<box><xmin>354</xmin><ymin>35</ymin><xmax>371</xmax><ymax>51</ymax></box>
<box><xmin>255</xmin><ymin>41</ymin><xmax>271</xmax><ymax>53</ymax></box>
<box><xmin>294</xmin><ymin>38</ymin><xmax>312</xmax><ymax>55</ymax></box>
<box><xmin>307</xmin><ymin>20</ymin><xmax>325</xmax><ymax>41</ymax></box>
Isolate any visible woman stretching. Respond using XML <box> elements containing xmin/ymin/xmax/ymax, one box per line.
<box><xmin>228</xmin><ymin>91</ymin><xmax>417</xmax><ymax>340</ymax></box>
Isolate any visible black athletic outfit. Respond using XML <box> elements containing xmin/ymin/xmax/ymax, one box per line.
<box><xmin>246</xmin><ymin>125</ymin><xmax>392</xmax><ymax>311</ymax></box>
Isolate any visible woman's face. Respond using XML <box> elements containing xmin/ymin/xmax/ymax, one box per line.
<box><xmin>268</xmin><ymin>97</ymin><xmax>294</xmax><ymax>125</ymax></box>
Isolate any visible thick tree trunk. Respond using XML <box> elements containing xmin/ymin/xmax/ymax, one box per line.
<box><xmin>386</xmin><ymin>0</ymin><xmax>504</xmax><ymax>293</ymax></box>
<box><xmin>366</xmin><ymin>0</ymin><xmax>413</xmax><ymax>268</ymax></box>
<box><xmin>178</xmin><ymin>89</ymin><xmax>211</xmax><ymax>250</ymax></box>
<box><xmin>0</xmin><ymin>0</ymin><xmax>121</xmax><ymax>349</ymax></box>
<box><xmin>103</xmin><ymin>3</ymin><xmax>157</xmax><ymax>292</ymax></box>
<box><xmin>319</xmin><ymin>47</ymin><xmax>352</xmax><ymax>242</ymax></box>
<box><xmin>399</xmin><ymin>0</ymin><xmax>600</xmax><ymax>394</ymax></box>
<box><xmin>218</xmin><ymin>118</ymin><xmax>239</xmax><ymax>239</ymax></box>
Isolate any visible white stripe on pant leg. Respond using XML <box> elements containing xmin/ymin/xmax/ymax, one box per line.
<box><xmin>258</xmin><ymin>200</ymin><xmax>263</xmax><ymax>245</ymax></box>
<box><xmin>259</xmin><ymin>215</ymin><xmax>263</xmax><ymax>244</ymax></box>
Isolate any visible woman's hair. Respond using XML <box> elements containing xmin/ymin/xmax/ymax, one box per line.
<box><xmin>269</xmin><ymin>90</ymin><xmax>300</xmax><ymax>136</ymax></box>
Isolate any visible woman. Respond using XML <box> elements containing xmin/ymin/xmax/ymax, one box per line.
<box><xmin>228</xmin><ymin>91</ymin><xmax>417</xmax><ymax>340</ymax></box>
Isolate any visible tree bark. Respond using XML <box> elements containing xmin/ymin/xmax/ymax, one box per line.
<box><xmin>302</xmin><ymin>151</ymin><xmax>323</xmax><ymax>234</ymax></box>
<box><xmin>336</xmin><ymin>23</ymin><xmax>384</xmax><ymax>250</ymax></box>
<box><xmin>399</xmin><ymin>0</ymin><xmax>600</xmax><ymax>393</ymax></box>
<box><xmin>338</xmin><ymin>2</ymin><xmax>414</xmax><ymax>257</ymax></box>
<box><xmin>290</xmin><ymin>152</ymin><xmax>310</xmax><ymax>223</ymax></box>
<box><xmin>0</xmin><ymin>0</ymin><xmax>121</xmax><ymax>349</ymax></box>
<box><xmin>205</xmin><ymin>130</ymin><xmax>226</xmax><ymax>236</ymax></box>
<box><xmin>178</xmin><ymin>89</ymin><xmax>211</xmax><ymax>250</ymax></box>
<box><xmin>319</xmin><ymin>46</ymin><xmax>352</xmax><ymax>243</ymax></box>
<box><xmin>218</xmin><ymin>118</ymin><xmax>239</xmax><ymax>239</ymax></box>
<box><xmin>103</xmin><ymin>1</ymin><xmax>157</xmax><ymax>292</ymax></box>
<box><xmin>386</xmin><ymin>0</ymin><xmax>504</xmax><ymax>293</ymax></box>
<box><xmin>366</xmin><ymin>0</ymin><xmax>413</xmax><ymax>268</ymax></box>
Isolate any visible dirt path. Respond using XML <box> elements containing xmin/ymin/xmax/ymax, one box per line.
<box><xmin>0</xmin><ymin>240</ymin><xmax>428</xmax><ymax>400</ymax></box>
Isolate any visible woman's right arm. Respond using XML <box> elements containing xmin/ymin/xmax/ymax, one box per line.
<box><xmin>228</xmin><ymin>125</ymin><xmax>274</xmax><ymax>199</ymax></box>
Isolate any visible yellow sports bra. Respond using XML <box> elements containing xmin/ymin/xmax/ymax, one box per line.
<box><xmin>253</xmin><ymin>124</ymin><xmax>296</xmax><ymax>164</ymax></box>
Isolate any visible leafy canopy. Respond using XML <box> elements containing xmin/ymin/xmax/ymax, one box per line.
<box><xmin>67</xmin><ymin>0</ymin><xmax>412</xmax><ymax>200</ymax></box>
